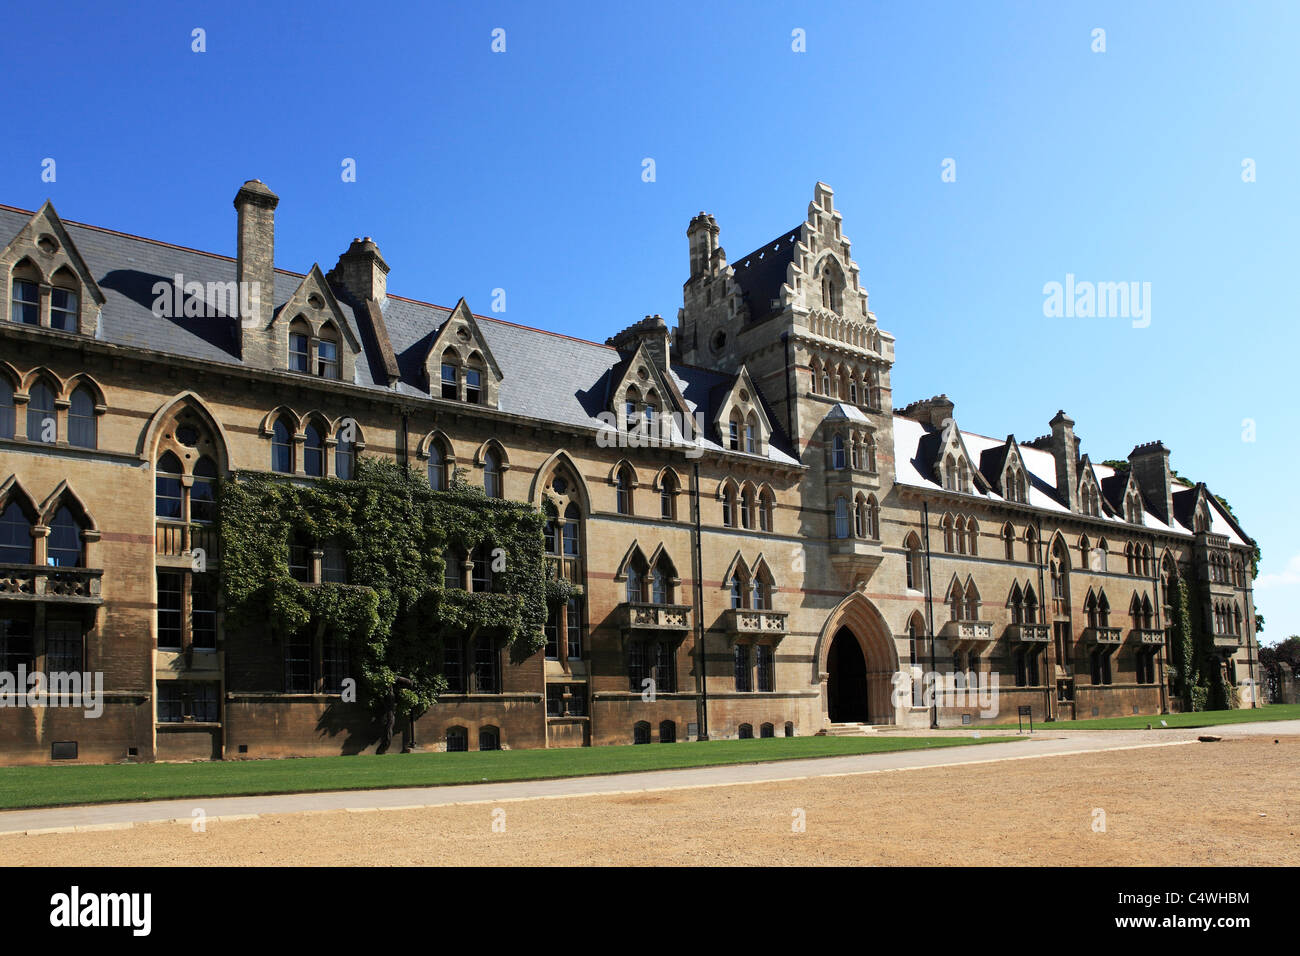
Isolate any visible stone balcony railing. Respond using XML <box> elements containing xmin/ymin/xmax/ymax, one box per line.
<box><xmin>156</xmin><ymin>521</ymin><xmax>219</xmax><ymax>559</ymax></box>
<box><xmin>829</xmin><ymin>537</ymin><xmax>884</xmax><ymax>559</ymax></box>
<box><xmin>544</xmin><ymin>555</ymin><xmax>582</xmax><ymax>583</ymax></box>
<box><xmin>939</xmin><ymin>619</ymin><xmax>994</xmax><ymax>644</ymax></box>
<box><xmin>1005</xmin><ymin>623</ymin><xmax>1050</xmax><ymax>643</ymax></box>
<box><xmin>1084</xmin><ymin>626</ymin><xmax>1124</xmax><ymax>645</ymax></box>
<box><xmin>619</xmin><ymin>602</ymin><xmax>692</xmax><ymax>632</ymax></box>
<box><xmin>1132</xmin><ymin>628</ymin><xmax>1166</xmax><ymax>645</ymax></box>
<box><xmin>723</xmin><ymin>608</ymin><xmax>788</xmax><ymax>637</ymax></box>
<box><xmin>0</xmin><ymin>564</ymin><xmax>104</xmax><ymax>604</ymax></box>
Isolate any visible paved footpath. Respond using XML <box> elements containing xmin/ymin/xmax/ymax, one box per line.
<box><xmin>1</xmin><ymin>720</ymin><xmax>1294</xmax><ymax>836</ymax></box>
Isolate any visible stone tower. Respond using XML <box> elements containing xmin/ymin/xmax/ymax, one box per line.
<box><xmin>677</xmin><ymin>182</ymin><xmax>897</xmax><ymax>590</ymax></box>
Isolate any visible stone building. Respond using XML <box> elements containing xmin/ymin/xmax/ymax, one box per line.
<box><xmin>0</xmin><ymin>180</ymin><xmax>1261</xmax><ymax>764</ymax></box>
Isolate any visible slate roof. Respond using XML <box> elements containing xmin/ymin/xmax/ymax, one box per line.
<box><xmin>892</xmin><ymin>413</ymin><xmax>1247</xmax><ymax>544</ymax></box>
<box><xmin>0</xmin><ymin>204</ymin><xmax>800</xmax><ymax>466</ymax></box>
<box><xmin>977</xmin><ymin>441</ymin><xmax>1011</xmax><ymax>489</ymax></box>
<box><xmin>1099</xmin><ymin>472</ymin><xmax>1133</xmax><ymax>513</ymax></box>
<box><xmin>729</xmin><ymin>227</ymin><xmax>800</xmax><ymax>323</ymax></box>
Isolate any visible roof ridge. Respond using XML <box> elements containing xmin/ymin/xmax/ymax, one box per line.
<box><xmin>731</xmin><ymin>225</ymin><xmax>802</xmax><ymax>271</ymax></box>
<box><xmin>383</xmin><ymin>293</ymin><xmax>617</xmax><ymax>351</ymax></box>
<box><xmin>0</xmin><ymin>201</ymin><xmax>618</xmax><ymax>352</ymax></box>
<box><xmin>0</xmin><ymin>202</ymin><xmax>310</xmax><ymax>279</ymax></box>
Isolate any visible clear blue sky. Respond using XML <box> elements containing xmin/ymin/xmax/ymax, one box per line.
<box><xmin>2</xmin><ymin>1</ymin><xmax>1296</xmax><ymax>641</ymax></box>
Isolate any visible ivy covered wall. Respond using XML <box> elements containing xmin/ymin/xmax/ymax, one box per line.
<box><xmin>217</xmin><ymin>457</ymin><xmax>548</xmax><ymax>739</ymax></box>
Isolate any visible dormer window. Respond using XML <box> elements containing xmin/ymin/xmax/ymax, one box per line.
<box><xmin>1125</xmin><ymin>491</ymin><xmax>1143</xmax><ymax>525</ymax></box>
<box><xmin>728</xmin><ymin>411</ymin><xmax>741</xmax><ymax>451</ymax></box>
<box><xmin>289</xmin><ymin>321</ymin><xmax>310</xmax><ymax>373</ymax></box>
<box><xmin>50</xmin><ymin>287</ymin><xmax>78</xmax><ymax>331</ymax></box>
<box><xmin>1193</xmin><ymin>504</ymin><xmax>1209</xmax><ymax>533</ymax></box>
<box><xmin>11</xmin><ymin>279</ymin><xmax>39</xmax><ymax>325</ymax></box>
<box><xmin>1005</xmin><ymin>465</ymin><xmax>1027</xmax><ymax>504</ymax></box>
<box><xmin>441</xmin><ymin>361</ymin><xmax>458</xmax><ymax>400</ymax></box>
<box><xmin>1081</xmin><ymin>480</ymin><xmax>1101</xmax><ymax>517</ymax></box>
<box><xmin>744</xmin><ymin>418</ymin><xmax>756</xmax><ymax>454</ymax></box>
<box><xmin>943</xmin><ymin>454</ymin><xmax>954</xmax><ymax>490</ymax></box>
<box><xmin>465</xmin><ymin>354</ymin><xmax>488</xmax><ymax>404</ymax></box>
<box><xmin>625</xmin><ymin>386</ymin><xmax>641</xmax><ymax>429</ymax></box>
<box><xmin>317</xmin><ymin>326</ymin><xmax>339</xmax><ymax>379</ymax></box>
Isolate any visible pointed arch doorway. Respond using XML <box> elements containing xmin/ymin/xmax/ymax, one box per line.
<box><xmin>827</xmin><ymin>627</ymin><xmax>869</xmax><ymax>722</ymax></box>
<box><xmin>815</xmin><ymin>592</ymin><xmax>900</xmax><ymax>726</ymax></box>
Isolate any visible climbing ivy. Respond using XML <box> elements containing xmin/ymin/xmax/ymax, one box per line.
<box><xmin>217</xmin><ymin>457</ymin><xmax>548</xmax><ymax>734</ymax></box>
<box><xmin>1168</xmin><ymin>576</ymin><xmax>1197</xmax><ymax>710</ymax></box>
<box><xmin>1169</xmin><ymin>572</ymin><xmax>1229</xmax><ymax>713</ymax></box>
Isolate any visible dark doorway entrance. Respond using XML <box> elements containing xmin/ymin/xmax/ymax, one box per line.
<box><xmin>827</xmin><ymin>627</ymin><xmax>869</xmax><ymax>722</ymax></box>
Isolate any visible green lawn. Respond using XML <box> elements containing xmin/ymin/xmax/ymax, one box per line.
<box><xmin>0</xmin><ymin>735</ymin><xmax>1018</xmax><ymax>811</ymax></box>
<box><xmin>983</xmin><ymin>703</ymin><xmax>1300</xmax><ymax>731</ymax></box>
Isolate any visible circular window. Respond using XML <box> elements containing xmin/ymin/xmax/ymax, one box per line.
<box><xmin>37</xmin><ymin>235</ymin><xmax>59</xmax><ymax>254</ymax></box>
<box><xmin>551</xmin><ymin>477</ymin><xmax>568</xmax><ymax>495</ymax></box>
<box><xmin>456</xmin><ymin>327</ymin><xmax>471</xmax><ymax>341</ymax></box>
<box><xmin>307</xmin><ymin>294</ymin><xmax>325</xmax><ymax>310</ymax></box>
<box><xmin>636</xmin><ymin>367</ymin><xmax>649</xmax><ymax>381</ymax></box>
<box><xmin>739</xmin><ymin>389</ymin><xmax>750</xmax><ymax>403</ymax></box>
<box><xmin>710</xmin><ymin>330</ymin><xmax>727</xmax><ymax>353</ymax></box>
<box><xmin>175</xmin><ymin>425</ymin><xmax>201</xmax><ymax>447</ymax></box>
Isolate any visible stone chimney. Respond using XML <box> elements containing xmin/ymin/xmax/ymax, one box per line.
<box><xmin>607</xmin><ymin>315</ymin><xmax>672</xmax><ymax>373</ymax></box>
<box><xmin>234</xmin><ymin>179</ymin><xmax>279</xmax><ymax>364</ymax></box>
<box><xmin>329</xmin><ymin>237</ymin><xmax>389</xmax><ymax>306</ymax></box>
<box><xmin>687</xmin><ymin>212</ymin><xmax>720</xmax><ymax>280</ymax></box>
<box><xmin>899</xmin><ymin>394</ymin><xmax>955</xmax><ymax>429</ymax></box>
<box><xmin>1049</xmin><ymin>410</ymin><xmax>1080</xmax><ymax>511</ymax></box>
<box><xmin>327</xmin><ymin>237</ymin><xmax>399</xmax><ymax>387</ymax></box>
<box><xmin>1128</xmin><ymin>441</ymin><xmax>1174</xmax><ymax>525</ymax></box>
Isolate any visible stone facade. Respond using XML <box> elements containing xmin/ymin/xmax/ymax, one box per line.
<box><xmin>0</xmin><ymin>181</ymin><xmax>1262</xmax><ymax>764</ymax></box>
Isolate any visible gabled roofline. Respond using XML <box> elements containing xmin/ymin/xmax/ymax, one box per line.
<box><xmin>1196</xmin><ymin>482</ymin><xmax>1255</xmax><ymax>548</ymax></box>
<box><xmin>425</xmin><ymin>297</ymin><xmax>504</xmax><ymax>380</ymax></box>
<box><xmin>0</xmin><ymin>201</ymin><xmax>618</xmax><ymax>351</ymax></box>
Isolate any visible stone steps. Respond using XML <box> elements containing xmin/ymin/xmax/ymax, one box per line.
<box><xmin>818</xmin><ymin>722</ymin><xmax>878</xmax><ymax>736</ymax></box>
